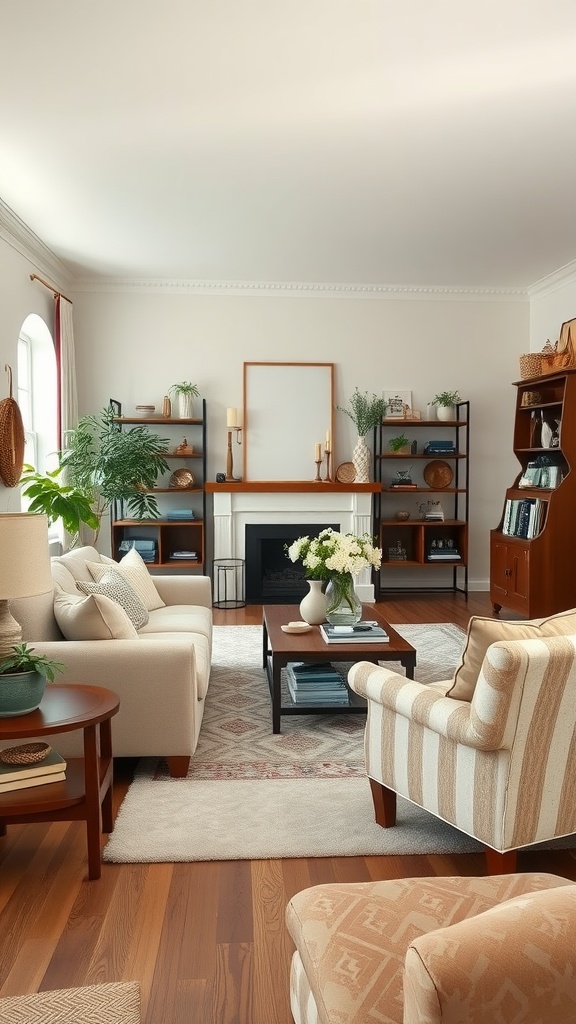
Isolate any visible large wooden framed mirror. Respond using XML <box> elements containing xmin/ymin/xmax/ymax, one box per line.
<box><xmin>243</xmin><ymin>362</ymin><xmax>334</xmax><ymax>481</ymax></box>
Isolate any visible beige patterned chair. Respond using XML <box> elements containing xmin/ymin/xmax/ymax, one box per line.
<box><xmin>286</xmin><ymin>873</ymin><xmax>576</xmax><ymax>1024</ymax></box>
<box><xmin>348</xmin><ymin>633</ymin><xmax>576</xmax><ymax>873</ymax></box>
<box><xmin>0</xmin><ymin>981</ymin><xmax>140</xmax><ymax>1024</ymax></box>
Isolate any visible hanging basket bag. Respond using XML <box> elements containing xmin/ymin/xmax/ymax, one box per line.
<box><xmin>0</xmin><ymin>365</ymin><xmax>25</xmax><ymax>488</ymax></box>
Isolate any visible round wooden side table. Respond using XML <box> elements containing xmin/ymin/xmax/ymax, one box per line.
<box><xmin>0</xmin><ymin>684</ymin><xmax>120</xmax><ymax>880</ymax></box>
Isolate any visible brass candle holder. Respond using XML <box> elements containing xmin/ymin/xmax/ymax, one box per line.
<box><xmin>225</xmin><ymin>426</ymin><xmax>242</xmax><ymax>482</ymax></box>
<box><xmin>324</xmin><ymin>448</ymin><xmax>332</xmax><ymax>482</ymax></box>
<box><xmin>314</xmin><ymin>459</ymin><xmax>323</xmax><ymax>482</ymax></box>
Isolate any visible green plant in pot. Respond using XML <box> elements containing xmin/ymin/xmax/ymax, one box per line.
<box><xmin>60</xmin><ymin>406</ymin><xmax>170</xmax><ymax>539</ymax></box>
<box><xmin>389</xmin><ymin>432</ymin><xmax>410</xmax><ymax>453</ymax></box>
<box><xmin>20</xmin><ymin>464</ymin><xmax>100</xmax><ymax>549</ymax></box>
<box><xmin>0</xmin><ymin>643</ymin><xmax>65</xmax><ymax>717</ymax></box>
<box><xmin>168</xmin><ymin>382</ymin><xmax>200</xmax><ymax>418</ymax></box>
<box><xmin>432</xmin><ymin>390</ymin><xmax>462</xmax><ymax>421</ymax></box>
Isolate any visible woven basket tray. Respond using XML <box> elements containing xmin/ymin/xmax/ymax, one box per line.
<box><xmin>0</xmin><ymin>742</ymin><xmax>52</xmax><ymax>765</ymax></box>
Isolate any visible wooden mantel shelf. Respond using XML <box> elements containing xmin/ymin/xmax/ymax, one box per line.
<box><xmin>205</xmin><ymin>480</ymin><xmax>381</xmax><ymax>493</ymax></box>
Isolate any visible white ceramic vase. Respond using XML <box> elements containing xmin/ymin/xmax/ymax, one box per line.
<box><xmin>299</xmin><ymin>580</ymin><xmax>327</xmax><ymax>625</ymax></box>
<box><xmin>437</xmin><ymin>405</ymin><xmax>455</xmax><ymax>421</ymax></box>
<box><xmin>352</xmin><ymin>434</ymin><xmax>371</xmax><ymax>483</ymax></box>
<box><xmin>178</xmin><ymin>393</ymin><xmax>194</xmax><ymax>418</ymax></box>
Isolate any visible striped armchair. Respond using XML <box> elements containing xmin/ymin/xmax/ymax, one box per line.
<box><xmin>348</xmin><ymin>634</ymin><xmax>576</xmax><ymax>873</ymax></box>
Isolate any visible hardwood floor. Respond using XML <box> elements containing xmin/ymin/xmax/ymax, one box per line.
<box><xmin>1</xmin><ymin>593</ymin><xmax>575</xmax><ymax>1024</ymax></box>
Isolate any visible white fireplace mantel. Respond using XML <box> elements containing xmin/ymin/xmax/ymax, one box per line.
<box><xmin>206</xmin><ymin>482</ymin><xmax>379</xmax><ymax>601</ymax></box>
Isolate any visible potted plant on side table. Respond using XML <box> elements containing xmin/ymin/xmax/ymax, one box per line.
<box><xmin>0</xmin><ymin>643</ymin><xmax>65</xmax><ymax>717</ymax></box>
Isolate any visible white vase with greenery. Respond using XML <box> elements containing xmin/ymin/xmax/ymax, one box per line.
<box><xmin>169</xmin><ymin>382</ymin><xmax>200</xmax><ymax>419</ymax></box>
<box><xmin>337</xmin><ymin>389</ymin><xmax>388</xmax><ymax>483</ymax></box>
<box><xmin>432</xmin><ymin>390</ymin><xmax>461</xmax><ymax>422</ymax></box>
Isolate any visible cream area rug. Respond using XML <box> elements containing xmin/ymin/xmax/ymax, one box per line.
<box><xmin>103</xmin><ymin>623</ymin><xmax>574</xmax><ymax>862</ymax></box>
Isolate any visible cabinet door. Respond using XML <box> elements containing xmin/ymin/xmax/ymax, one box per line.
<box><xmin>490</xmin><ymin>537</ymin><xmax>510</xmax><ymax>599</ymax></box>
<box><xmin>509</xmin><ymin>545</ymin><xmax>529</xmax><ymax>603</ymax></box>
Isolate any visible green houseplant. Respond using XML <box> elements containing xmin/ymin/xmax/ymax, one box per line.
<box><xmin>388</xmin><ymin>432</ymin><xmax>410</xmax><ymax>453</ymax></box>
<box><xmin>0</xmin><ymin>643</ymin><xmax>65</xmax><ymax>717</ymax></box>
<box><xmin>432</xmin><ymin>390</ymin><xmax>462</xmax><ymax>422</ymax></box>
<box><xmin>169</xmin><ymin>382</ymin><xmax>200</xmax><ymax>418</ymax></box>
<box><xmin>20</xmin><ymin>464</ymin><xmax>100</xmax><ymax>548</ymax></box>
<box><xmin>61</xmin><ymin>407</ymin><xmax>170</xmax><ymax>539</ymax></box>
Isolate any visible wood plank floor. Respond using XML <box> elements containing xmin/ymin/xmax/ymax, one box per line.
<box><xmin>2</xmin><ymin>593</ymin><xmax>575</xmax><ymax>1023</ymax></box>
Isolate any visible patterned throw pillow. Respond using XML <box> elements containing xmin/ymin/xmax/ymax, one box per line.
<box><xmin>77</xmin><ymin>569</ymin><xmax>149</xmax><ymax>630</ymax></box>
<box><xmin>87</xmin><ymin>548</ymin><xmax>165</xmax><ymax>612</ymax></box>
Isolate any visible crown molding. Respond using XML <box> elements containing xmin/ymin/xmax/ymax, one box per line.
<box><xmin>0</xmin><ymin>198</ymin><xmax>73</xmax><ymax>290</ymax></box>
<box><xmin>528</xmin><ymin>259</ymin><xmax>576</xmax><ymax>301</ymax></box>
<box><xmin>73</xmin><ymin>276</ymin><xmax>528</xmax><ymax>300</ymax></box>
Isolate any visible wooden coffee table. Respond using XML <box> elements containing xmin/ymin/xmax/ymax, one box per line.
<box><xmin>262</xmin><ymin>604</ymin><xmax>416</xmax><ymax>733</ymax></box>
<box><xmin>0</xmin><ymin>684</ymin><xmax>120</xmax><ymax>880</ymax></box>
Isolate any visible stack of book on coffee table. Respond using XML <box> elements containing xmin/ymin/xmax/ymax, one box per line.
<box><xmin>286</xmin><ymin>662</ymin><xmax>350</xmax><ymax>706</ymax></box>
<box><xmin>0</xmin><ymin>749</ymin><xmax>67</xmax><ymax>794</ymax></box>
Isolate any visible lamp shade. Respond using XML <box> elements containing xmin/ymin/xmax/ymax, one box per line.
<box><xmin>0</xmin><ymin>513</ymin><xmax>53</xmax><ymax>599</ymax></box>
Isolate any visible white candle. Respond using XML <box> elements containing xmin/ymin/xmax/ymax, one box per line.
<box><xmin>315</xmin><ymin>443</ymin><xmax>322</xmax><ymax>461</ymax></box>
<box><xmin>326</xmin><ymin>430</ymin><xmax>330</xmax><ymax>447</ymax></box>
<box><xmin>227</xmin><ymin>407</ymin><xmax>238</xmax><ymax>428</ymax></box>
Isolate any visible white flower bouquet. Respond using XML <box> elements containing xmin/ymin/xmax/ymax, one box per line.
<box><xmin>285</xmin><ymin>528</ymin><xmax>382</xmax><ymax>582</ymax></box>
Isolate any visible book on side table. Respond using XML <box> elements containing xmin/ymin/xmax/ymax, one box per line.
<box><xmin>319</xmin><ymin>622</ymin><xmax>389</xmax><ymax>645</ymax></box>
<box><xmin>0</xmin><ymin>749</ymin><xmax>67</xmax><ymax>793</ymax></box>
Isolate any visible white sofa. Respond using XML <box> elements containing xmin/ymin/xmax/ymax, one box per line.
<box><xmin>12</xmin><ymin>546</ymin><xmax>213</xmax><ymax>777</ymax></box>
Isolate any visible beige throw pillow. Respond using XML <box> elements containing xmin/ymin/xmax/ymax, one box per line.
<box><xmin>447</xmin><ymin>608</ymin><xmax>576</xmax><ymax>701</ymax></box>
<box><xmin>54</xmin><ymin>591</ymin><xmax>139</xmax><ymax>641</ymax></box>
<box><xmin>77</xmin><ymin>568</ymin><xmax>149</xmax><ymax>629</ymax></box>
<box><xmin>88</xmin><ymin>548</ymin><xmax>165</xmax><ymax>612</ymax></box>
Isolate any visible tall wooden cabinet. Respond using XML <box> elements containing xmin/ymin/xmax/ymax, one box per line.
<box><xmin>373</xmin><ymin>402</ymin><xmax>469</xmax><ymax>596</ymax></box>
<box><xmin>111</xmin><ymin>399</ymin><xmax>207</xmax><ymax>572</ymax></box>
<box><xmin>490</xmin><ymin>369</ymin><xmax>576</xmax><ymax>616</ymax></box>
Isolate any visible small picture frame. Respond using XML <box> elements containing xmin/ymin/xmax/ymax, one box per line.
<box><xmin>384</xmin><ymin>390</ymin><xmax>412</xmax><ymax>418</ymax></box>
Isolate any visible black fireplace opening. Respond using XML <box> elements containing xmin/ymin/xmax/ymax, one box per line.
<box><xmin>245</xmin><ymin>523</ymin><xmax>340</xmax><ymax>603</ymax></box>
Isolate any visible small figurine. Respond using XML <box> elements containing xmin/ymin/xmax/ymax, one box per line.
<box><xmin>175</xmin><ymin>437</ymin><xmax>194</xmax><ymax>455</ymax></box>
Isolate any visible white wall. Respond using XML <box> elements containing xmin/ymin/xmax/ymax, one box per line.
<box><xmin>529</xmin><ymin>265</ymin><xmax>576</xmax><ymax>350</ymax></box>
<box><xmin>71</xmin><ymin>286</ymin><xmax>529</xmax><ymax>588</ymax></box>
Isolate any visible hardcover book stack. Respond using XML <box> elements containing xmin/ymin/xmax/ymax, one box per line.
<box><xmin>502</xmin><ymin>497</ymin><xmax>546</xmax><ymax>539</ymax></box>
<box><xmin>0</xmin><ymin>748</ymin><xmax>67</xmax><ymax>794</ymax></box>
<box><xmin>319</xmin><ymin>622</ymin><xmax>389</xmax><ymax>645</ymax></box>
<box><xmin>286</xmin><ymin>662</ymin><xmax>350</xmax><ymax>706</ymax></box>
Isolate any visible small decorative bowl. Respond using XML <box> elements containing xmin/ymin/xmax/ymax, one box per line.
<box><xmin>1</xmin><ymin>741</ymin><xmax>51</xmax><ymax>765</ymax></box>
<box><xmin>135</xmin><ymin>405</ymin><xmax>156</xmax><ymax>417</ymax></box>
<box><xmin>395</xmin><ymin>511</ymin><xmax>411</xmax><ymax>521</ymax></box>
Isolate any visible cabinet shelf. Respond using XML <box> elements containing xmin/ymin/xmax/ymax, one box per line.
<box><xmin>374</xmin><ymin>403</ymin><xmax>470</xmax><ymax>596</ymax></box>
<box><xmin>490</xmin><ymin>368</ymin><xmax>576</xmax><ymax>616</ymax></box>
<box><xmin>111</xmin><ymin>399</ymin><xmax>208</xmax><ymax>572</ymax></box>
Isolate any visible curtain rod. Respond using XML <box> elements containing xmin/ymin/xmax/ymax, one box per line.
<box><xmin>29</xmin><ymin>273</ymin><xmax>72</xmax><ymax>304</ymax></box>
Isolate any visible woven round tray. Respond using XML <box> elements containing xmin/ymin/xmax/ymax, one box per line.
<box><xmin>423</xmin><ymin>459</ymin><xmax>453</xmax><ymax>489</ymax></box>
<box><xmin>336</xmin><ymin>461</ymin><xmax>356</xmax><ymax>483</ymax></box>
<box><xmin>0</xmin><ymin>366</ymin><xmax>25</xmax><ymax>488</ymax></box>
<box><xmin>0</xmin><ymin>742</ymin><xmax>52</xmax><ymax>766</ymax></box>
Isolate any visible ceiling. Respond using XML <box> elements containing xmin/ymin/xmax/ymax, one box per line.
<box><xmin>2</xmin><ymin>1</ymin><xmax>576</xmax><ymax>289</ymax></box>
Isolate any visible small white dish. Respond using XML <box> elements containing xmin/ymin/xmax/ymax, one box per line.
<box><xmin>281</xmin><ymin>621</ymin><xmax>313</xmax><ymax>634</ymax></box>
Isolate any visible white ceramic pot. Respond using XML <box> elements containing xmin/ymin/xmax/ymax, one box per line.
<box><xmin>299</xmin><ymin>580</ymin><xmax>327</xmax><ymax>625</ymax></box>
<box><xmin>437</xmin><ymin>405</ymin><xmax>455</xmax><ymax>421</ymax></box>
<box><xmin>178</xmin><ymin>393</ymin><xmax>194</xmax><ymax>418</ymax></box>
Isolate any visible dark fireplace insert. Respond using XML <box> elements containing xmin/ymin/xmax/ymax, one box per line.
<box><xmin>245</xmin><ymin>523</ymin><xmax>339</xmax><ymax>603</ymax></box>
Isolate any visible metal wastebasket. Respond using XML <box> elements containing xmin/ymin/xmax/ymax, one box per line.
<box><xmin>213</xmin><ymin>557</ymin><xmax>246</xmax><ymax>609</ymax></box>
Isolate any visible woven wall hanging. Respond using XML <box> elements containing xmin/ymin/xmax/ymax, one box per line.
<box><xmin>0</xmin><ymin>364</ymin><xmax>25</xmax><ymax>487</ymax></box>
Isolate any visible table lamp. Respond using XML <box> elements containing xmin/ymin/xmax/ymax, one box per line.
<box><xmin>0</xmin><ymin>513</ymin><xmax>53</xmax><ymax>660</ymax></box>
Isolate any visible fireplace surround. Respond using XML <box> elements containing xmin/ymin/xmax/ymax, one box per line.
<box><xmin>245</xmin><ymin>522</ymin><xmax>339</xmax><ymax>603</ymax></box>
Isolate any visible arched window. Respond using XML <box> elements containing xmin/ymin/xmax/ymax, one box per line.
<box><xmin>17</xmin><ymin>313</ymin><xmax>58</xmax><ymax>474</ymax></box>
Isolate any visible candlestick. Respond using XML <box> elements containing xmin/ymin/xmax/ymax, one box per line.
<box><xmin>323</xmin><ymin>448</ymin><xmax>332</xmax><ymax>483</ymax></box>
<box><xmin>314</xmin><ymin>459</ymin><xmax>322</xmax><ymax>482</ymax></box>
<box><xmin>227</xmin><ymin>407</ymin><xmax>239</xmax><ymax>428</ymax></box>
<box><xmin>225</xmin><ymin>422</ymin><xmax>243</xmax><ymax>481</ymax></box>
<box><xmin>315</xmin><ymin>442</ymin><xmax>322</xmax><ymax>461</ymax></box>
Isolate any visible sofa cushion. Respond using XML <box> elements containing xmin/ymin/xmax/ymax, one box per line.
<box><xmin>77</xmin><ymin>569</ymin><xmax>149</xmax><ymax>629</ymax></box>
<box><xmin>447</xmin><ymin>607</ymin><xmax>576</xmax><ymax>700</ymax></box>
<box><xmin>88</xmin><ymin>549</ymin><xmax>165</xmax><ymax>612</ymax></box>
<box><xmin>54</xmin><ymin>591</ymin><xmax>139</xmax><ymax>640</ymax></box>
<box><xmin>52</xmin><ymin>545</ymin><xmax>106</xmax><ymax>584</ymax></box>
<box><xmin>138</xmin><ymin>604</ymin><xmax>212</xmax><ymax>640</ymax></box>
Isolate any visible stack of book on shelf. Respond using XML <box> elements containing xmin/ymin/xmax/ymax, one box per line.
<box><xmin>424</xmin><ymin>440</ymin><xmax>457</xmax><ymax>455</ymax></box>
<box><xmin>0</xmin><ymin>749</ymin><xmax>67</xmax><ymax>794</ymax></box>
<box><xmin>166</xmin><ymin>509</ymin><xmax>195</xmax><ymax>520</ymax></box>
<box><xmin>118</xmin><ymin>539</ymin><xmax>157</xmax><ymax>562</ymax></box>
<box><xmin>503</xmin><ymin>497</ymin><xmax>546</xmax><ymax>539</ymax></box>
<box><xmin>286</xmin><ymin>662</ymin><xmax>350</xmax><ymax>706</ymax></box>
<box><xmin>319</xmin><ymin>622</ymin><xmax>389</xmax><ymax>644</ymax></box>
<box><xmin>428</xmin><ymin>546</ymin><xmax>461</xmax><ymax>560</ymax></box>
<box><xmin>518</xmin><ymin>462</ymin><xmax>563</xmax><ymax>489</ymax></box>
<box><xmin>170</xmin><ymin>550</ymin><xmax>197</xmax><ymax>560</ymax></box>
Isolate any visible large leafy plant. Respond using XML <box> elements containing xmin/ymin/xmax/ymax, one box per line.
<box><xmin>61</xmin><ymin>407</ymin><xmax>170</xmax><ymax>533</ymax></box>
<box><xmin>20</xmin><ymin>464</ymin><xmax>100</xmax><ymax>547</ymax></box>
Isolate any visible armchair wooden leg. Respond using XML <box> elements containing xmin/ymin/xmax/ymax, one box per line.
<box><xmin>369</xmin><ymin>778</ymin><xmax>397</xmax><ymax>827</ymax></box>
<box><xmin>166</xmin><ymin>756</ymin><xmax>190</xmax><ymax>778</ymax></box>
<box><xmin>484</xmin><ymin>846</ymin><xmax>517</xmax><ymax>874</ymax></box>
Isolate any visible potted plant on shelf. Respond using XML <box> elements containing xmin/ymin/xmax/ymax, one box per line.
<box><xmin>0</xmin><ymin>643</ymin><xmax>65</xmax><ymax>717</ymax></box>
<box><xmin>337</xmin><ymin>389</ymin><xmax>388</xmax><ymax>482</ymax></box>
<box><xmin>168</xmin><ymin>382</ymin><xmax>200</xmax><ymax>418</ymax></box>
<box><xmin>388</xmin><ymin>432</ymin><xmax>410</xmax><ymax>454</ymax></box>
<box><xmin>432</xmin><ymin>390</ymin><xmax>462</xmax><ymax>421</ymax></box>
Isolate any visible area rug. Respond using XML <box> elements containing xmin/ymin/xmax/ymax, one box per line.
<box><xmin>103</xmin><ymin>622</ymin><xmax>576</xmax><ymax>862</ymax></box>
